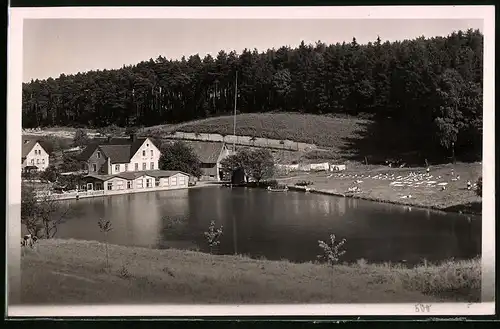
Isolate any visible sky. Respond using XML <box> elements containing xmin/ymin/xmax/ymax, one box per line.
<box><xmin>22</xmin><ymin>18</ymin><xmax>483</xmax><ymax>82</ymax></box>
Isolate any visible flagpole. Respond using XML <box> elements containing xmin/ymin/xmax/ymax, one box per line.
<box><xmin>233</xmin><ymin>70</ymin><xmax>238</xmax><ymax>152</ymax></box>
<box><xmin>230</xmin><ymin>71</ymin><xmax>238</xmax><ymax>189</ymax></box>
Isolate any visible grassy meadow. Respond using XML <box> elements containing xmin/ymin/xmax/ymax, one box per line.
<box><xmin>20</xmin><ymin>239</ymin><xmax>481</xmax><ymax>305</ymax></box>
<box><xmin>278</xmin><ymin>162</ymin><xmax>482</xmax><ymax>214</ymax></box>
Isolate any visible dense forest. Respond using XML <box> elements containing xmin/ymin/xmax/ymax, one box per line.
<box><xmin>22</xmin><ymin>29</ymin><xmax>483</xmax><ymax>160</ymax></box>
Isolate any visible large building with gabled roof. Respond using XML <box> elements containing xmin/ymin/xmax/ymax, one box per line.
<box><xmin>182</xmin><ymin>141</ymin><xmax>231</xmax><ymax>181</ymax></box>
<box><xmin>78</xmin><ymin>134</ymin><xmax>161</xmax><ymax>175</ymax></box>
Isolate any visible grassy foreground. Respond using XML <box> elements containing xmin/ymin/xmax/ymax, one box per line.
<box><xmin>278</xmin><ymin>162</ymin><xmax>482</xmax><ymax>215</ymax></box>
<box><xmin>21</xmin><ymin>239</ymin><xmax>480</xmax><ymax>305</ymax></box>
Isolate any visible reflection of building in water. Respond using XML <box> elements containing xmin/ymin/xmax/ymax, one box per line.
<box><xmin>336</xmin><ymin>197</ymin><xmax>346</xmax><ymax>216</ymax></box>
<box><xmin>128</xmin><ymin>194</ymin><xmax>162</xmax><ymax>248</ymax></box>
<box><xmin>319</xmin><ymin>198</ymin><xmax>331</xmax><ymax>214</ymax></box>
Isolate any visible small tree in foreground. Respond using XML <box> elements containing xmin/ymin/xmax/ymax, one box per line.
<box><xmin>97</xmin><ymin>218</ymin><xmax>113</xmax><ymax>269</ymax></box>
<box><xmin>317</xmin><ymin>234</ymin><xmax>347</xmax><ymax>266</ymax></box>
<box><xmin>21</xmin><ymin>184</ymin><xmax>70</xmax><ymax>239</ymax></box>
<box><xmin>204</xmin><ymin>221</ymin><xmax>223</xmax><ymax>254</ymax></box>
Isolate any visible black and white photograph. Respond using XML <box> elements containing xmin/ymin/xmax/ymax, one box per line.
<box><xmin>7</xmin><ymin>6</ymin><xmax>495</xmax><ymax>317</ymax></box>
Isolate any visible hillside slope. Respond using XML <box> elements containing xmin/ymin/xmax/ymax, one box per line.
<box><xmin>145</xmin><ymin>112</ymin><xmax>370</xmax><ymax>154</ymax></box>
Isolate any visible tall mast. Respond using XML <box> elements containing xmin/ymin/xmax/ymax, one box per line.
<box><xmin>233</xmin><ymin>71</ymin><xmax>238</xmax><ymax>152</ymax></box>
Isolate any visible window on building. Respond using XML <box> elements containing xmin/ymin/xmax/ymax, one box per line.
<box><xmin>117</xmin><ymin>181</ymin><xmax>124</xmax><ymax>190</ymax></box>
<box><xmin>142</xmin><ymin>163</ymin><xmax>146</xmax><ymax>170</ymax></box>
<box><xmin>37</xmin><ymin>159</ymin><xmax>40</xmax><ymax>164</ymax></box>
<box><xmin>136</xmin><ymin>179</ymin><xmax>143</xmax><ymax>188</ymax></box>
<box><xmin>125</xmin><ymin>164</ymin><xmax>128</xmax><ymax>171</ymax></box>
<box><xmin>142</xmin><ymin>150</ymin><xmax>146</xmax><ymax>157</ymax></box>
<box><xmin>31</xmin><ymin>159</ymin><xmax>34</xmax><ymax>165</ymax></box>
<box><xmin>92</xmin><ymin>164</ymin><xmax>97</xmax><ymax>171</ymax></box>
<box><xmin>179</xmin><ymin>177</ymin><xmax>185</xmax><ymax>185</ymax></box>
<box><xmin>42</xmin><ymin>159</ymin><xmax>45</xmax><ymax>164</ymax></box>
<box><xmin>135</xmin><ymin>163</ymin><xmax>139</xmax><ymax>171</ymax></box>
<box><xmin>97</xmin><ymin>151</ymin><xmax>101</xmax><ymax>159</ymax></box>
<box><xmin>147</xmin><ymin>143</ymin><xmax>149</xmax><ymax>147</ymax></box>
<box><xmin>171</xmin><ymin>177</ymin><xmax>177</xmax><ymax>186</ymax></box>
<box><xmin>150</xmin><ymin>150</ymin><xmax>153</xmax><ymax>158</ymax></box>
<box><xmin>107</xmin><ymin>182</ymin><xmax>113</xmax><ymax>190</ymax></box>
<box><xmin>115</xmin><ymin>164</ymin><xmax>120</xmax><ymax>172</ymax></box>
<box><xmin>146</xmin><ymin>179</ymin><xmax>152</xmax><ymax>188</ymax></box>
<box><xmin>155</xmin><ymin>179</ymin><xmax>160</xmax><ymax>187</ymax></box>
<box><xmin>150</xmin><ymin>162</ymin><xmax>154</xmax><ymax>170</ymax></box>
<box><xmin>127</xmin><ymin>181</ymin><xmax>132</xmax><ymax>189</ymax></box>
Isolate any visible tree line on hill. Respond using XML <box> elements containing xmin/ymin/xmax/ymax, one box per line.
<box><xmin>22</xmin><ymin>29</ymin><xmax>483</xmax><ymax>160</ymax></box>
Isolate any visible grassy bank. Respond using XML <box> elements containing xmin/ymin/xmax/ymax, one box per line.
<box><xmin>278</xmin><ymin>162</ymin><xmax>482</xmax><ymax>215</ymax></box>
<box><xmin>20</xmin><ymin>239</ymin><xmax>480</xmax><ymax>305</ymax></box>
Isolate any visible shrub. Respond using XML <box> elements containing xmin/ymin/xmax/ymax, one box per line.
<box><xmin>476</xmin><ymin>176</ymin><xmax>482</xmax><ymax>196</ymax></box>
<box><xmin>97</xmin><ymin>218</ymin><xmax>113</xmax><ymax>269</ymax></box>
<box><xmin>118</xmin><ymin>265</ymin><xmax>130</xmax><ymax>279</ymax></box>
<box><xmin>295</xmin><ymin>180</ymin><xmax>314</xmax><ymax>186</ymax></box>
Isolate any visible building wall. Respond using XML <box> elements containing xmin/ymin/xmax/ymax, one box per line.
<box><xmin>104</xmin><ymin>177</ymin><xmax>129</xmax><ymax>191</ymax></box>
<box><xmin>110</xmin><ymin>162</ymin><xmax>135</xmax><ymax>175</ymax></box>
<box><xmin>86</xmin><ymin>147</ymin><xmax>108</xmax><ymax>174</ymax></box>
<box><xmin>159</xmin><ymin>173</ymin><xmax>189</xmax><ymax>188</ymax></box>
<box><xmin>22</xmin><ymin>142</ymin><xmax>49</xmax><ymax>171</ymax></box>
<box><xmin>215</xmin><ymin>145</ymin><xmax>231</xmax><ymax>181</ymax></box>
<box><xmin>133</xmin><ymin>175</ymin><xmax>156</xmax><ymax>189</ymax></box>
<box><xmin>128</xmin><ymin>138</ymin><xmax>161</xmax><ymax>173</ymax></box>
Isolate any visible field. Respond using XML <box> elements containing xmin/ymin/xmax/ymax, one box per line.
<box><xmin>145</xmin><ymin>112</ymin><xmax>369</xmax><ymax>151</ymax></box>
<box><xmin>278</xmin><ymin>162</ymin><xmax>482</xmax><ymax>214</ymax></box>
<box><xmin>20</xmin><ymin>239</ymin><xmax>481</xmax><ymax>305</ymax></box>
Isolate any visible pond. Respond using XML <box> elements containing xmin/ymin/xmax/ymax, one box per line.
<box><xmin>52</xmin><ymin>186</ymin><xmax>481</xmax><ymax>265</ymax></box>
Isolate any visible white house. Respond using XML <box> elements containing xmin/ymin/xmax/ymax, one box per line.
<box><xmin>79</xmin><ymin>134</ymin><xmax>161</xmax><ymax>175</ymax></box>
<box><xmin>22</xmin><ymin>138</ymin><xmax>49</xmax><ymax>171</ymax></box>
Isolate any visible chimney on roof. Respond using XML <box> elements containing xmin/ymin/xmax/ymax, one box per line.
<box><xmin>130</xmin><ymin>134</ymin><xmax>137</xmax><ymax>142</ymax></box>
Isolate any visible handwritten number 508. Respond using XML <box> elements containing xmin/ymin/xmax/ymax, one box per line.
<box><xmin>415</xmin><ymin>304</ymin><xmax>431</xmax><ymax>313</ymax></box>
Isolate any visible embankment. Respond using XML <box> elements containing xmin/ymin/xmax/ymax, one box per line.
<box><xmin>20</xmin><ymin>239</ymin><xmax>481</xmax><ymax>305</ymax></box>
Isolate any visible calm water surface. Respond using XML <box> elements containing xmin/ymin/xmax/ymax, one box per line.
<box><xmin>53</xmin><ymin>187</ymin><xmax>481</xmax><ymax>265</ymax></box>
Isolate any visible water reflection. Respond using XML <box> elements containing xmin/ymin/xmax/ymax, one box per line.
<box><xmin>54</xmin><ymin>187</ymin><xmax>482</xmax><ymax>265</ymax></box>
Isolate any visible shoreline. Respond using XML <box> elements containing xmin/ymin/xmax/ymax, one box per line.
<box><xmin>34</xmin><ymin>180</ymin><xmax>225</xmax><ymax>202</ymax></box>
<box><xmin>286</xmin><ymin>185</ymin><xmax>481</xmax><ymax>216</ymax></box>
<box><xmin>20</xmin><ymin>239</ymin><xmax>481</xmax><ymax>304</ymax></box>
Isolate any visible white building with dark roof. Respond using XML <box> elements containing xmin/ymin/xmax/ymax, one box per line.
<box><xmin>78</xmin><ymin>134</ymin><xmax>161</xmax><ymax>175</ymax></box>
<box><xmin>22</xmin><ymin>138</ymin><xmax>49</xmax><ymax>172</ymax></box>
